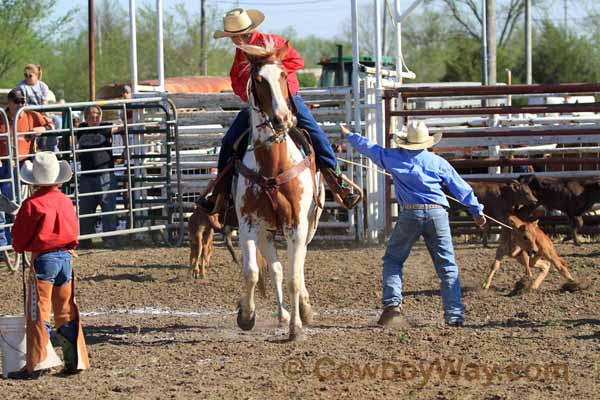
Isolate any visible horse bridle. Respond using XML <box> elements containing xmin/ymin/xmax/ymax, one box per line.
<box><xmin>248</xmin><ymin>59</ymin><xmax>297</xmax><ymax>146</ymax></box>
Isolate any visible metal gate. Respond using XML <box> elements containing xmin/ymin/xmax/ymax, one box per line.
<box><xmin>0</xmin><ymin>96</ymin><xmax>183</xmax><ymax>252</ymax></box>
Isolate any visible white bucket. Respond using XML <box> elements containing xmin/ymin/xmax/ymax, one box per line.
<box><xmin>0</xmin><ymin>315</ymin><xmax>63</xmax><ymax>378</ymax></box>
<box><xmin>0</xmin><ymin>315</ymin><xmax>26</xmax><ymax>378</ymax></box>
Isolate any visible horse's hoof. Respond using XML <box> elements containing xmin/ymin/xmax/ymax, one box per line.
<box><xmin>289</xmin><ymin>328</ymin><xmax>305</xmax><ymax>342</ymax></box>
<box><xmin>299</xmin><ymin>302</ymin><xmax>313</xmax><ymax>326</ymax></box>
<box><xmin>279</xmin><ymin>309</ymin><xmax>290</xmax><ymax>327</ymax></box>
<box><xmin>237</xmin><ymin>308</ymin><xmax>256</xmax><ymax>331</ymax></box>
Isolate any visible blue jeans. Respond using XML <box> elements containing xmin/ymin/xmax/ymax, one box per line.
<box><xmin>79</xmin><ymin>173</ymin><xmax>118</xmax><ymax>237</ymax></box>
<box><xmin>382</xmin><ymin>208</ymin><xmax>465</xmax><ymax>323</ymax></box>
<box><xmin>0</xmin><ymin>160</ymin><xmax>13</xmax><ymax>246</ymax></box>
<box><xmin>34</xmin><ymin>250</ymin><xmax>77</xmax><ymax>342</ymax></box>
<box><xmin>217</xmin><ymin>94</ymin><xmax>338</xmax><ymax>171</ymax></box>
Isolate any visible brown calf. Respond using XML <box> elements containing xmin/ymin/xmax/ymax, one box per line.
<box><xmin>189</xmin><ymin>205</ymin><xmax>238</xmax><ymax>279</ymax></box>
<box><xmin>483</xmin><ymin>215</ymin><xmax>577</xmax><ymax>291</ymax></box>
<box><xmin>188</xmin><ymin>206</ymin><xmax>267</xmax><ymax>295</ymax></box>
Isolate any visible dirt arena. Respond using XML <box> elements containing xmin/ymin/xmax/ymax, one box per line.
<box><xmin>0</xmin><ymin>238</ymin><xmax>598</xmax><ymax>399</ymax></box>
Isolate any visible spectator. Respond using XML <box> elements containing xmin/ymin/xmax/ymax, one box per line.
<box><xmin>0</xmin><ymin>88</ymin><xmax>54</xmax><ymax>246</ymax></box>
<box><xmin>17</xmin><ymin>64</ymin><xmax>50</xmax><ymax>106</ymax></box>
<box><xmin>76</xmin><ymin>105</ymin><xmax>121</xmax><ymax>249</ymax></box>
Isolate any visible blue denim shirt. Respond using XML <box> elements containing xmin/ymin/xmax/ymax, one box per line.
<box><xmin>347</xmin><ymin>132</ymin><xmax>484</xmax><ymax>216</ymax></box>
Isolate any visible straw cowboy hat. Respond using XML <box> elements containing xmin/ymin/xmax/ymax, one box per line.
<box><xmin>21</xmin><ymin>151</ymin><xmax>72</xmax><ymax>186</ymax></box>
<box><xmin>213</xmin><ymin>8</ymin><xmax>265</xmax><ymax>39</ymax></box>
<box><xmin>394</xmin><ymin>121</ymin><xmax>442</xmax><ymax>150</ymax></box>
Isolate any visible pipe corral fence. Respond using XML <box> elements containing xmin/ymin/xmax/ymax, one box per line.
<box><xmin>381</xmin><ymin>82</ymin><xmax>600</xmax><ymax>239</ymax></box>
<box><xmin>0</xmin><ymin>96</ymin><xmax>183</xmax><ymax>251</ymax></box>
<box><xmin>170</xmin><ymin>86</ymin><xmax>359</xmax><ymax>241</ymax></box>
<box><xmin>1</xmin><ymin>83</ymin><xmax>598</xmax><ymax>248</ymax></box>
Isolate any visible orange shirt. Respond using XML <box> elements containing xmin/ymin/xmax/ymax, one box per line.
<box><xmin>0</xmin><ymin>109</ymin><xmax>51</xmax><ymax>159</ymax></box>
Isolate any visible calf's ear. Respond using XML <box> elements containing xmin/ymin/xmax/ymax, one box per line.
<box><xmin>532</xmin><ymin>219</ymin><xmax>539</xmax><ymax>226</ymax></box>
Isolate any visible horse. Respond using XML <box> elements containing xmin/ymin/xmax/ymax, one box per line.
<box><xmin>233</xmin><ymin>40</ymin><xmax>324</xmax><ymax>341</ymax></box>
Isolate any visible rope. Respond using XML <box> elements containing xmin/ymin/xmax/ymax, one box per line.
<box><xmin>337</xmin><ymin>156</ymin><xmax>514</xmax><ymax>231</ymax></box>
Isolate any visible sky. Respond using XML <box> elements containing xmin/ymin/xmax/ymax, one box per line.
<box><xmin>53</xmin><ymin>0</ymin><xmax>355</xmax><ymax>39</ymax></box>
<box><xmin>52</xmin><ymin>0</ymin><xmax>591</xmax><ymax>39</ymax></box>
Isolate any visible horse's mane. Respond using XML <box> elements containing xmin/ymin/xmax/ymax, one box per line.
<box><xmin>236</xmin><ymin>38</ymin><xmax>277</xmax><ymax>59</ymax></box>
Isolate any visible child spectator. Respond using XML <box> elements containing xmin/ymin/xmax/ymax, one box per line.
<box><xmin>17</xmin><ymin>64</ymin><xmax>50</xmax><ymax>106</ymax></box>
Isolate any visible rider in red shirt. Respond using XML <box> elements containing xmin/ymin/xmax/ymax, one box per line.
<box><xmin>198</xmin><ymin>9</ymin><xmax>360</xmax><ymax>224</ymax></box>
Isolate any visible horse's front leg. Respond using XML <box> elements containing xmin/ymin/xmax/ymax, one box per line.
<box><xmin>285</xmin><ymin>224</ymin><xmax>308</xmax><ymax>341</ymax></box>
<box><xmin>257</xmin><ymin>234</ymin><xmax>289</xmax><ymax>327</ymax></box>
<box><xmin>237</xmin><ymin>224</ymin><xmax>260</xmax><ymax>331</ymax></box>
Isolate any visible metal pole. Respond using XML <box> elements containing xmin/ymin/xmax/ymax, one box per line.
<box><xmin>482</xmin><ymin>0</ymin><xmax>488</xmax><ymax>85</ymax></box>
<box><xmin>336</xmin><ymin>44</ymin><xmax>345</xmax><ymax>86</ymax></box>
<box><xmin>395</xmin><ymin>0</ymin><xmax>402</xmax><ymax>84</ymax></box>
<box><xmin>156</xmin><ymin>0</ymin><xmax>165</xmax><ymax>92</ymax></box>
<box><xmin>129</xmin><ymin>0</ymin><xmax>138</xmax><ymax>94</ymax></box>
<box><xmin>375</xmin><ymin>0</ymin><xmax>386</xmax><ymax>241</ymax></box>
<box><xmin>88</xmin><ymin>0</ymin><xmax>96</xmax><ymax>101</ymax></box>
<box><xmin>350</xmin><ymin>0</ymin><xmax>364</xmax><ymax>241</ymax></box>
<box><xmin>525</xmin><ymin>0</ymin><xmax>532</xmax><ymax>84</ymax></box>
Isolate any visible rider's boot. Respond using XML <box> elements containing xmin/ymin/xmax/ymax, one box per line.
<box><xmin>321</xmin><ymin>167</ymin><xmax>362</xmax><ymax>210</ymax></box>
<box><xmin>196</xmin><ymin>164</ymin><xmax>235</xmax><ymax>230</ymax></box>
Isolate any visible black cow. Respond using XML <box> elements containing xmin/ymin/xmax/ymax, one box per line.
<box><xmin>518</xmin><ymin>175</ymin><xmax>600</xmax><ymax>246</ymax></box>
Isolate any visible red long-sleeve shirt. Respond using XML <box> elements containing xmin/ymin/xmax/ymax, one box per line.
<box><xmin>230</xmin><ymin>31</ymin><xmax>304</xmax><ymax>102</ymax></box>
<box><xmin>12</xmin><ymin>187</ymin><xmax>79</xmax><ymax>253</ymax></box>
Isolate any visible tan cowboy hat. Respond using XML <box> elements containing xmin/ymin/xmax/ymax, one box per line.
<box><xmin>21</xmin><ymin>151</ymin><xmax>73</xmax><ymax>186</ymax></box>
<box><xmin>213</xmin><ymin>8</ymin><xmax>265</xmax><ymax>39</ymax></box>
<box><xmin>394</xmin><ymin>121</ymin><xmax>442</xmax><ymax>150</ymax></box>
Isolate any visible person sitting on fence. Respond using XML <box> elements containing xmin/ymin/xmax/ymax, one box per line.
<box><xmin>10</xmin><ymin>151</ymin><xmax>90</xmax><ymax>379</ymax></box>
<box><xmin>340</xmin><ymin>121</ymin><xmax>487</xmax><ymax>327</ymax></box>
<box><xmin>76</xmin><ymin>105</ymin><xmax>121</xmax><ymax>249</ymax></box>
<box><xmin>197</xmin><ymin>8</ymin><xmax>361</xmax><ymax>223</ymax></box>
<box><xmin>17</xmin><ymin>64</ymin><xmax>50</xmax><ymax>106</ymax></box>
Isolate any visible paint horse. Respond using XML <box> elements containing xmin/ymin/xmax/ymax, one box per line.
<box><xmin>234</xmin><ymin>40</ymin><xmax>324</xmax><ymax>341</ymax></box>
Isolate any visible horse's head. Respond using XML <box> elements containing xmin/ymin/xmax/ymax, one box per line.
<box><xmin>239</xmin><ymin>40</ymin><xmax>294</xmax><ymax>135</ymax></box>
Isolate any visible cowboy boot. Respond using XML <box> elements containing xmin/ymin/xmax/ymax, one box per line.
<box><xmin>321</xmin><ymin>168</ymin><xmax>362</xmax><ymax>210</ymax></box>
<box><xmin>59</xmin><ymin>335</ymin><xmax>79</xmax><ymax>375</ymax></box>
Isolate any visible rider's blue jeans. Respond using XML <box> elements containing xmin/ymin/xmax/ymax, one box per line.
<box><xmin>382</xmin><ymin>207</ymin><xmax>465</xmax><ymax>324</ymax></box>
<box><xmin>216</xmin><ymin>94</ymin><xmax>338</xmax><ymax>172</ymax></box>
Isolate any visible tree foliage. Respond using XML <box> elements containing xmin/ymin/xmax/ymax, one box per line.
<box><xmin>0</xmin><ymin>0</ymin><xmax>76</xmax><ymax>82</ymax></box>
<box><xmin>2</xmin><ymin>1</ymin><xmax>600</xmax><ymax>101</ymax></box>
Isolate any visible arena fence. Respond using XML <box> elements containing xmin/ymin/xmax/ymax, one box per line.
<box><xmin>0</xmin><ymin>96</ymin><xmax>183</xmax><ymax>252</ymax></box>
<box><xmin>381</xmin><ymin>83</ymin><xmax>600</xmax><ymax>237</ymax></box>
<box><xmin>170</xmin><ymin>87</ymin><xmax>359</xmax><ymax>241</ymax></box>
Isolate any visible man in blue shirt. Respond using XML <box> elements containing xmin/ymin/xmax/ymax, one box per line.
<box><xmin>341</xmin><ymin>121</ymin><xmax>486</xmax><ymax>327</ymax></box>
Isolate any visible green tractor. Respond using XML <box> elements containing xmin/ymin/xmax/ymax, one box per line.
<box><xmin>317</xmin><ymin>55</ymin><xmax>396</xmax><ymax>87</ymax></box>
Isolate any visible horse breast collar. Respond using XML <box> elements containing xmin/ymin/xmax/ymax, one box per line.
<box><xmin>238</xmin><ymin>154</ymin><xmax>312</xmax><ymax>214</ymax></box>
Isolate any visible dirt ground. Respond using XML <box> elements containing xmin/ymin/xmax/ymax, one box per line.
<box><xmin>0</xmin><ymin>238</ymin><xmax>598</xmax><ymax>400</ymax></box>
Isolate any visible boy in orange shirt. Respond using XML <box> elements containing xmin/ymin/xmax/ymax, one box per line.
<box><xmin>10</xmin><ymin>152</ymin><xmax>90</xmax><ymax>379</ymax></box>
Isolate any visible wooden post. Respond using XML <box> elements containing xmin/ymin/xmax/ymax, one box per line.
<box><xmin>200</xmin><ymin>0</ymin><xmax>208</xmax><ymax>75</ymax></box>
<box><xmin>486</xmin><ymin>0</ymin><xmax>497</xmax><ymax>85</ymax></box>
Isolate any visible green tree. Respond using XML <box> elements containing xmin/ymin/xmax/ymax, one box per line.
<box><xmin>0</xmin><ymin>0</ymin><xmax>76</xmax><ymax>85</ymax></box>
<box><xmin>526</xmin><ymin>20</ymin><xmax>600</xmax><ymax>83</ymax></box>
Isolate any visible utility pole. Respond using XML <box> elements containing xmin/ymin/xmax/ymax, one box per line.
<box><xmin>88</xmin><ymin>0</ymin><xmax>95</xmax><ymax>101</ymax></box>
<box><xmin>564</xmin><ymin>0</ymin><xmax>568</xmax><ymax>30</ymax></box>
<box><xmin>525</xmin><ymin>0</ymin><xmax>532</xmax><ymax>84</ymax></box>
<box><xmin>382</xmin><ymin>0</ymin><xmax>388</xmax><ymax>56</ymax></box>
<box><xmin>200</xmin><ymin>0</ymin><xmax>208</xmax><ymax>75</ymax></box>
<box><xmin>486</xmin><ymin>0</ymin><xmax>497</xmax><ymax>85</ymax></box>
